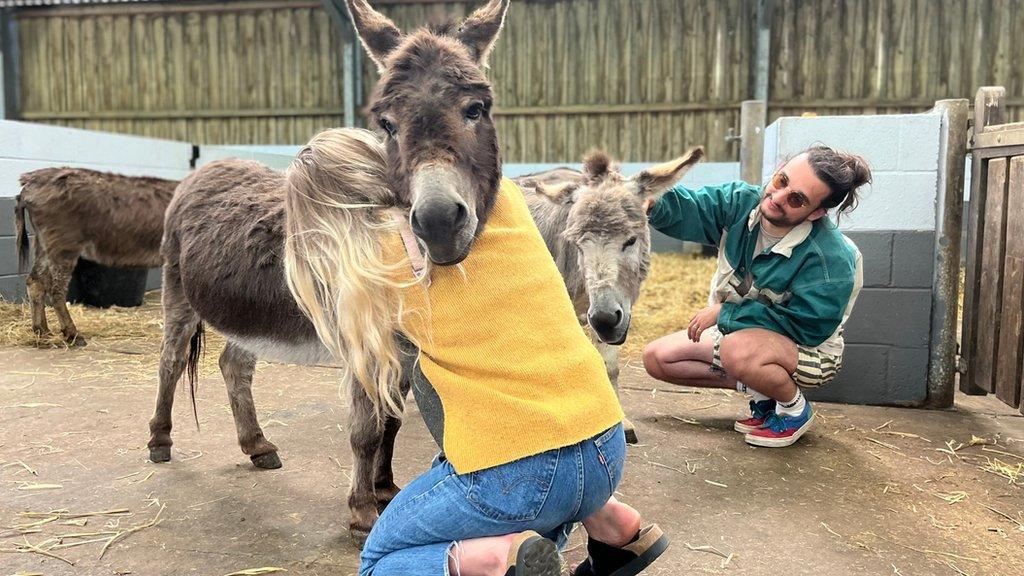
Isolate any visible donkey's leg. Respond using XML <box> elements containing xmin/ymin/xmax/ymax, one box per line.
<box><xmin>147</xmin><ymin>267</ymin><xmax>200</xmax><ymax>463</ymax></box>
<box><xmin>596</xmin><ymin>340</ymin><xmax>638</xmax><ymax>444</ymax></box>
<box><xmin>26</xmin><ymin>249</ymin><xmax>51</xmax><ymax>336</ymax></box>
<box><xmin>46</xmin><ymin>255</ymin><xmax>83</xmax><ymax>346</ymax></box>
<box><xmin>372</xmin><ymin>339</ymin><xmax>418</xmax><ymax>511</ymax></box>
<box><xmin>348</xmin><ymin>382</ymin><xmax>385</xmax><ymax>548</ymax></box>
<box><xmin>219</xmin><ymin>342</ymin><xmax>281</xmax><ymax>469</ymax></box>
<box><xmin>372</xmin><ymin>372</ymin><xmax>412</xmax><ymax>512</ymax></box>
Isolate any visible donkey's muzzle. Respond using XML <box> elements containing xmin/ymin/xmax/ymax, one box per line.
<box><xmin>589</xmin><ymin>303</ymin><xmax>629</xmax><ymax>345</ymax></box>
<box><xmin>410</xmin><ymin>166</ymin><xmax>477</xmax><ymax>265</ymax></box>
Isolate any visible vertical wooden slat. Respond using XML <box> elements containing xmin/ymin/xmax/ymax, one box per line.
<box><xmin>9</xmin><ymin>0</ymin><xmax>1024</xmax><ymax>155</ymax></box>
<box><xmin>961</xmin><ymin>86</ymin><xmax>1007</xmax><ymax>394</ymax></box>
<box><xmin>995</xmin><ymin>156</ymin><xmax>1024</xmax><ymax>408</ymax></box>
<box><xmin>974</xmin><ymin>158</ymin><xmax>1010</xmax><ymax>394</ymax></box>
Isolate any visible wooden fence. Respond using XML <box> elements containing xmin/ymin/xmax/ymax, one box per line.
<box><xmin>961</xmin><ymin>87</ymin><xmax>1024</xmax><ymax>414</ymax></box>
<box><xmin>7</xmin><ymin>0</ymin><xmax>1024</xmax><ymax>163</ymax></box>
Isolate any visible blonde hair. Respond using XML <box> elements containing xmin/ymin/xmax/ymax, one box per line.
<box><xmin>283</xmin><ymin>128</ymin><xmax>423</xmax><ymax>419</ymax></box>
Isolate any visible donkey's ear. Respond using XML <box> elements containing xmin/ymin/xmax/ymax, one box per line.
<box><xmin>582</xmin><ymin>149</ymin><xmax>614</xmax><ymax>181</ymax></box>
<box><xmin>535</xmin><ymin>182</ymin><xmax>580</xmax><ymax>205</ymax></box>
<box><xmin>457</xmin><ymin>0</ymin><xmax>510</xmax><ymax>66</ymax></box>
<box><xmin>633</xmin><ymin>147</ymin><xmax>704</xmax><ymax>200</ymax></box>
<box><xmin>345</xmin><ymin>0</ymin><xmax>403</xmax><ymax>72</ymax></box>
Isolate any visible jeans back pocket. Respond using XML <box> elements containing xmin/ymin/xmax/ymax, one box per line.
<box><xmin>467</xmin><ymin>448</ymin><xmax>559</xmax><ymax>522</ymax></box>
<box><xmin>593</xmin><ymin>423</ymin><xmax>626</xmax><ymax>494</ymax></box>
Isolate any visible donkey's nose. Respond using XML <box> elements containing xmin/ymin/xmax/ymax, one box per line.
<box><xmin>410</xmin><ymin>199</ymin><xmax>469</xmax><ymax>241</ymax></box>
<box><xmin>589</xmin><ymin>306</ymin><xmax>624</xmax><ymax>335</ymax></box>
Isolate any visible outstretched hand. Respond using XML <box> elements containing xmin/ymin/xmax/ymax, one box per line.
<box><xmin>688</xmin><ymin>303</ymin><xmax>722</xmax><ymax>342</ymax></box>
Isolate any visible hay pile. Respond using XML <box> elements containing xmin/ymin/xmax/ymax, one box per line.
<box><xmin>621</xmin><ymin>253</ymin><xmax>717</xmax><ymax>359</ymax></box>
<box><xmin>0</xmin><ymin>291</ymin><xmax>226</xmax><ymax>375</ymax></box>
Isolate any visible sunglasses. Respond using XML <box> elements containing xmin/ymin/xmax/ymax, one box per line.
<box><xmin>769</xmin><ymin>172</ymin><xmax>811</xmax><ymax>209</ymax></box>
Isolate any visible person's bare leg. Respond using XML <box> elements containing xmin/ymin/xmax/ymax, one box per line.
<box><xmin>581</xmin><ymin>497</ymin><xmax>642</xmax><ymax>547</ymax></box>
<box><xmin>718</xmin><ymin>328</ymin><xmax>799</xmax><ymax>402</ymax></box>
<box><xmin>447</xmin><ymin>534</ymin><xmax>517</xmax><ymax>576</ymax></box>
<box><xmin>643</xmin><ymin>330</ymin><xmax>736</xmax><ymax>389</ymax></box>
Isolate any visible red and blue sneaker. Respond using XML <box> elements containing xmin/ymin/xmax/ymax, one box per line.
<box><xmin>744</xmin><ymin>403</ymin><xmax>814</xmax><ymax>447</ymax></box>
<box><xmin>733</xmin><ymin>398</ymin><xmax>777</xmax><ymax>433</ymax></box>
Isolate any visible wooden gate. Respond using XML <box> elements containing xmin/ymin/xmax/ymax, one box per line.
<box><xmin>961</xmin><ymin>86</ymin><xmax>1024</xmax><ymax>414</ymax></box>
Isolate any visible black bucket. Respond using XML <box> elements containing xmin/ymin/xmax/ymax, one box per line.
<box><xmin>67</xmin><ymin>258</ymin><xmax>149</xmax><ymax>308</ymax></box>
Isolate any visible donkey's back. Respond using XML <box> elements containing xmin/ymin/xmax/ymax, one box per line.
<box><xmin>19</xmin><ymin>167</ymin><xmax>177</xmax><ymax>267</ymax></box>
<box><xmin>162</xmin><ymin>159</ymin><xmax>325</xmax><ymax>363</ymax></box>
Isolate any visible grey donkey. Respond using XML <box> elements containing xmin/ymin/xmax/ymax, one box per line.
<box><xmin>516</xmin><ymin>147</ymin><xmax>705</xmax><ymax>443</ymax></box>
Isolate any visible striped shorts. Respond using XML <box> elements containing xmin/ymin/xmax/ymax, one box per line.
<box><xmin>709</xmin><ymin>327</ymin><xmax>842</xmax><ymax>388</ymax></box>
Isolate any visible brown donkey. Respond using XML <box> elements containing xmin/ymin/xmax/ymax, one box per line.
<box><xmin>14</xmin><ymin>169</ymin><xmax>178</xmax><ymax>344</ymax></box>
<box><xmin>148</xmin><ymin>0</ymin><xmax>511</xmax><ymax>546</ymax></box>
<box><xmin>516</xmin><ymin>148</ymin><xmax>705</xmax><ymax>443</ymax></box>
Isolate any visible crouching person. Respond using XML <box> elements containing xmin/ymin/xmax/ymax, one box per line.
<box><xmin>643</xmin><ymin>145</ymin><xmax>870</xmax><ymax>447</ymax></box>
<box><xmin>359</xmin><ymin>179</ymin><xmax>668</xmax><ymax>575</ymax></box>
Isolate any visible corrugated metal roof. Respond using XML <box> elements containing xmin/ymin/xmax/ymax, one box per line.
<box><xmin>0</xmin><ymin>0</ymin><xmax>166</xmax><ymax>7</ymax></box>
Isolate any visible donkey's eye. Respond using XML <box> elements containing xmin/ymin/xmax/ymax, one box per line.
<box><xmin>623</xmin><ymin>236</ymin><xmax>638</xmax><ymax>249</ymax></box>
<box><xmin>379</xmin><ymin>117</ymin><xmax>397</xmax><ymax>137</ymax></box>
<box><xmin>464</xmin><ymin>102</ymin><xmax>485</xmax><ymax>121</ymax></box>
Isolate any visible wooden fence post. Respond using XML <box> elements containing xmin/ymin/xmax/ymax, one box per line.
<box><xmin>0</xmin><ymin>8</ymin><xmax>21</xmax><ymax>120</ymax></box>
<box><xmin>739</xmin><ymin>100</ymin><xmax>767</xmax><ymax>186</ymax></box>
<box><xmin>926</xmin><ymin>99</ymin><xmax>969</xmax><ymax>409</ymax></box>
<box><xmin>960</xmin><ymin>86</ymin><xmax>1006</xmax><ymax>394</ymax></box>
<box><xmin>321</xmin><ymin>0</ymin><xmax>359</xmax><ymax>127</ymax></box>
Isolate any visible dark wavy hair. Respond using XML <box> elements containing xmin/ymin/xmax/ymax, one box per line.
<box><xmin>805</xmin><ymin>145</ymin><xmax>872</xmax><ymax>218</ymax></box>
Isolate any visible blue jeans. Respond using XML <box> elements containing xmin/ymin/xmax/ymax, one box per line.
<box><xmin>359</xmin><ymin>423</ymin><xmax>627</xmax><ymax>575</ymax></box>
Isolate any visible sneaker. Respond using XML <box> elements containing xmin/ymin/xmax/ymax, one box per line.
<box><xmin>744</xmin><ymin>403</ymin><xmax>814</xmax><ymax>447</ymax></box>
<box><xmin>505</xmin><ymin>531</ymin><xmax>561</xmax><ymax>576</ymax></box>
<box><xmin>733</xmin><ymin>399</ymin><xmax>777</xmax><ymax>433</ymax></box>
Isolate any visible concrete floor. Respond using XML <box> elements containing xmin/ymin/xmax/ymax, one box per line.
<box><xmin>1</xmin><ymin>346</ymin><xmax>1022</xmax><ymax>576</ymax></box>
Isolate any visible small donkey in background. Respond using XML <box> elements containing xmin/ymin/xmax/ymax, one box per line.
<box><xmin>15</xmin><ymin>168</ymin><xmax>178</xmax><ymax>344</ymax></box>
<box><xmin>516</xmin><ymin>146</ymin><xmax>705</xmax><ymax>442</ymax></box>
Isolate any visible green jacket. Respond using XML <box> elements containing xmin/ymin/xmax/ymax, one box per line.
<box><xmin>649</xmin><ymin>181</ymin><xmax>862</xmax><ymax>353</ymax></box>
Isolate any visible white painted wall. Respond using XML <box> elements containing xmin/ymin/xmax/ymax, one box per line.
<box><xmin>0</xmin><ymin>121</ymin><xmax>193</xmax><ymax>198</ymax></box>
<box><xmin>196</xmin><ymin>145</ymin><xmax>295</xmax><ymax>171</ymax></box>
<box><xmin>761</xmin><ymin>113</ymin><xmax>943</xmax><ymax>232</ymax></box>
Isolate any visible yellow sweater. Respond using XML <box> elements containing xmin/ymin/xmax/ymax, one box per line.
<box><xmin>401</xmin><ymin>178</ymin><xmax>624</xmax><ymax>474</ymax></box>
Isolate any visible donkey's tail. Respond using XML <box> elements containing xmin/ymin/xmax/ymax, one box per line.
<box><xmin>186</xmin><ymin>322</ymin><xmax>205</xmax><ymax>430</ymax></box>
<box><xmin>14</xmin><ymin>195</ymin><xmax>30</xmax><ymax>276</ymax></box>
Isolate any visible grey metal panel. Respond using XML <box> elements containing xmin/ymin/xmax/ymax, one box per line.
<box><xmin>0</xmin><ymin>195</ymin><xmax>15</xmax><ymax>236</ymax></box>
<box><xmin>0</xmin><ymin>272</ymin><xmax>24</xmax><ymax>301</ymax></box>
<box><xmin>0</xmin><ymin>234</ymin><xmax>18</xmax><ymax>276</ymax></box>
<box><xmin>146</xmin><ymin>267</ymin><xmax>161</xmax><ymax>291</ymax></box>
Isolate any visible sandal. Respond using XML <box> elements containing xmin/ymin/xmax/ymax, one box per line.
<box><xmin>505</xmin><ymin>531</ymin><xmax>561</xmax><ymax>576</ymax></box>
<box><xmin>572</xmin><ymin>524</ymin><xmax>669</xmax><ymax>576</ymax></box>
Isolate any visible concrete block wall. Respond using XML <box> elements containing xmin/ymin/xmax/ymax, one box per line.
<box><xmin>0</xmin><ymin>121</ymin><xmax>193</xmax><ymax>301</ymax></box>
<box><xmin>762</xmin><ymin>113</ymin><xmax>944</xmax><ymax>406</ymax></box>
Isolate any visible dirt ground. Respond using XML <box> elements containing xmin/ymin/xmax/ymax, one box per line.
<box><xmin>2</xmin><ymin>252</ymin><xmax>1023</xmax><ymax>576</ymax></box>
<box><xmin>1</xmin><ymin>342</ymin><xmax>1022</xmax><ymax>576</ymax></box>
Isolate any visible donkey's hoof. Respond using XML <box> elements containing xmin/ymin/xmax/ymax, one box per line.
<box><xmin>251</xmin><ymin>452</ymin><xmax>282</xmax><ymax>469</ymax></box>
<box><xmin>624</xmin><ymin>427</ymin><xmax>639</xmax><ymax>445</ymax></box>
<box><xmin>349</xmin><ymin>527</ymin><xmax>371</xmax><ymax>550</ymax></box>
<box><xmin>64</xmin><ymin>334</ymin><xmax>87</xmax><ymax>347</ymax></box>
<box><xmin>149</xmin><ymin>446</ymin><xmax>172</xmax><ymax>463</ymax></box>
